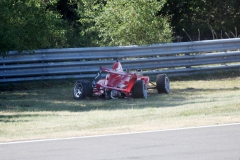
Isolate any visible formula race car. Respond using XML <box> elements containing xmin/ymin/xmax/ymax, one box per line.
<box><xmin>73</xmin><ymin>60</ymin><xmax>170</xmax><ymax>99</ymax></box>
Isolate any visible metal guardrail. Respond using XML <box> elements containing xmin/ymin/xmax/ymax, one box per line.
<box><xmin>1</xmin><ymin>38</ymin><xmax>240</xmax><ymax>83</ymax></box>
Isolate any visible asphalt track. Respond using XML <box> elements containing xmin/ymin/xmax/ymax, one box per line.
<box><xmin>1</xmin><ymin>123</ymin><xmax>240</xmax><ymax>160</ymax></box>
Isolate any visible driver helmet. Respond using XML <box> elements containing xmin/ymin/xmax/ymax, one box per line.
<box><xmin>112</xmin><ymin>60</ymin><xmax>123</xmax><ymax>71</ymax></box>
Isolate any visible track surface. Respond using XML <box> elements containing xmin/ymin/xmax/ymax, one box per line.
<box><xmin>1</xmin><ymin>123</ymin><xmax>240</xmax><ymax>160</ymax></box>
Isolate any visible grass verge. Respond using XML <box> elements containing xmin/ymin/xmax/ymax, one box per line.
<box><xmin>0</xmin><ymin>72</ymin><xmax>240</xmax><ymax>142</ymax></box>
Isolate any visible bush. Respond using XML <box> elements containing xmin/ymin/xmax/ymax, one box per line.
<box><xmin>95</xmin><ymin>0</ymin><xmax>173</xmax><ymax>46</ymax></box>
<box><xmin>0</xmin><ymin>0</ymin><xmax>68</xmax><ymax>57</ymax></box>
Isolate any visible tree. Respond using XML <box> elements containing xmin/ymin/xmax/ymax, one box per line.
<box><xmin>0</xmin><ymin>0</ymin><xmax>68</xmax><ymax>57</ymax></box>
<box><xmin>53</xmin><ymin>0</ymin><xmax>105</xmax><ymax>47</ymax></box>
<box><xmin>160</xmin><ymin>0</ymin><xmax>240</xmax><ymax>41</ymax></box>
<box><xmin>94</xmin><ymin>0</ymin><xmax>173</xmax><ymax>46</ymax></box>
<box><xmin>75</xmin><ymin>0</ymin><xmax>105</xmax><ymax>47</ymax></box>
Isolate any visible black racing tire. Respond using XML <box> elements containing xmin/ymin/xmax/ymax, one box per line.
<box><xmin>73</xmin><ymin>80</ymin><xmax>93</xmax><ymax>100</ymax></box>
<box><xmin>156</xmin><ymin>74</ymin><xmax>170</xmax><ymax>94</ymax></box>
<box><xmin>132</xmin><ymin>80</ymin><xmax>147</xmax><ymax>98</ymax></box>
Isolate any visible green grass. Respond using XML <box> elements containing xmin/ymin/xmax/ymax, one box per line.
<box><xmin>0</xmin><ymin>72</ymin><xmax>240</xmax><ymax>142</ymax></box>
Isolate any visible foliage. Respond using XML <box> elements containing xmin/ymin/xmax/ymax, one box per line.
<box><xmin>161</xmin><ymin>0</ymin><xmax>240</xmax><ymax>41</ymax></box>
<box><xmin>1</xmin><ymin>0</ymin><xmax>240</xmax><ymax>56</ymax></box>
<box><xmin>0</xmin><ymin>0</ymin><xmax>68</xmax><ymax>57</ymax></box>
<box><xmin>75</xmin><ymin>0</ymin><xmax>105</xmax><ymax>47</ymax></box>
<box><xmin>95</xmin><ymin>0</ymin><xmax>173</xmax><ymax>46</ymax></box>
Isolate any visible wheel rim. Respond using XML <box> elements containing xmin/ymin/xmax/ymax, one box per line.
<box><xmin>74</xmin><ymin>83</ymin><xmax>83</xmax><ymax>98</ymax></box>
<box><xmin>110</xmin><ymin>90</ymin><xmax>119</xmax><ymax>99</ymax></box>
<box><xmin>165</xmin><ymin>77</ymin><xmax>170</xmax><ymax>93</ymax></box>
<box><xmin>143</xmin><ymin>83</ymin><xmax>147</xmax><ymax>98</ymax></box>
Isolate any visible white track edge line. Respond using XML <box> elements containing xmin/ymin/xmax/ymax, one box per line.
<box><xmin>1</xmin><ymin>122</ymin><xmax>240</xmax><ymax>145</ymax></box>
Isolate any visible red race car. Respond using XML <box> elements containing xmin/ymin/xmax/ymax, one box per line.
<box><xmin>73</xmin><ymin>60</ymin><xmax>170</xmax><ymax>99</ymax></box>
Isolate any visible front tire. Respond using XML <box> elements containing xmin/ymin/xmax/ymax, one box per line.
<box><xmin>73</xmin><ymin>80</ymin><xmax>93</xmax><ymax>100</ymax></box>
<box><xmin>156</xmin><ymin>74</ymin><xmax>170</xmax><ymax>94</ymax></box>
<box><xmin>132</xmin><ymin>80</ymin><xmax>147</xmax><ymax>98</ymax></box>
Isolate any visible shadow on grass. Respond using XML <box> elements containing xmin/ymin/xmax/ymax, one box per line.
<box><xmin>0</xmin><ymin>91</ymin><xmax>182</xmax><ymax>113</ymax></box>
<box><xmin>0</xmin><ymin>114</ymin><xmax>43</xmax><ymax>123</ymax></box>
<box><xmin>1</xmin><ymin>87</ymin><xmax>239</xmax><ymax>113</ymax></box>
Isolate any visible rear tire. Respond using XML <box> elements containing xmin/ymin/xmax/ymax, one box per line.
<box><xmin>73</xmin><ymin>80</ymin><xmax>93</xmax><ymax>100</ymax></box>
<box><xmin>132</xmin><ymin>80</ymin><xmax>147</xmax><ymax>98</ymax></box>
<box><xmin>156</xmin><ymin>74</ymin><xmax>170</xmax><ymax>94</ymax></box>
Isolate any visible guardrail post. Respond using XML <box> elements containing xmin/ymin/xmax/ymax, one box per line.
<box><xmin>186</xmin><ymin>44</ymin><xmax>193</xmax><ymax>69</ymax></box>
